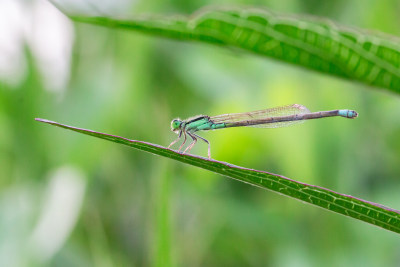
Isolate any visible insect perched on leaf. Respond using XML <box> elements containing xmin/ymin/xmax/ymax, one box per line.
<box><xmin>168</xmin><ymin>104</ymin><xmax>358</xmax><ymax>159</ymax></box>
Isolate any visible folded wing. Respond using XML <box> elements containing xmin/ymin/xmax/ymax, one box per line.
<box><xmin>210</xmin><ymin>104</ymin><xmax>311</xmax><ymax>128</ymax></box>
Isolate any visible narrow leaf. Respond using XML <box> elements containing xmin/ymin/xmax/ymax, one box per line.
<box><xmin>57</xmin><ymin>5</ymin><xmax>400</xmax><ymax>93</ymax></box>
<box><xmin>35</xmin><ymin>118</ymin><xmax>400</xmax><ymax>234</ymax></box>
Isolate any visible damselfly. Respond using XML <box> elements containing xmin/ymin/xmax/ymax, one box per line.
<box><xmin>168</xmin><ymin>104</ymin><xmax>358</xmax><ymax>159</ymax></box>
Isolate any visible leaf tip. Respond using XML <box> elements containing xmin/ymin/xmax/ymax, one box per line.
<box><xmin>35</xmin><ymin>118</ymin><xmax>55</xmax><ymax>124</ymax></box>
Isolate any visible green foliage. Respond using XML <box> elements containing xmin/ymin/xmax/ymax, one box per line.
<box><xmin>4</xmin><ymin>1</ymin><xmax>400</xmax><ymax>265</ymax></box>
<box><xmin>64</xmin><ymin>6</ymin><xmax>400</xmax><ymax>93</ymax></box>
<box><xmin>36</xmin><ymin>118</ymin><xmax>400</xmax><ymax>234</ymax></box>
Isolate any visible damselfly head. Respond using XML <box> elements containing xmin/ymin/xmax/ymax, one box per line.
<box><xmin>171</xmin><ymin>119</ymin><xmax>182</xmax><ymax>132</ymax></box>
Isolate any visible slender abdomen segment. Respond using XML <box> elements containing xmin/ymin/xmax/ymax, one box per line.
<box><xmin>302</xmin><ymin>110</ymin><xmax>358</xmax><ymax>120</ymax></box>
<box><xmin>210</xmin><ymin>123</ymin><xmax>226</xmax><ymax>130</ymax></box>
<box><xmin>338</xmin><ymin>109</ymin><xmax>358</xmax><ymax>118</ymax></box>
<box><xmin>223</xmin><ymin>109</ymin><xmax>358</xmax><ymax>128</ymax></box>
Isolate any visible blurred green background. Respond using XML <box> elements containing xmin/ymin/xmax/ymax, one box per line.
<box><xmin>1</xmin><ymin>0</ymin><xmax>400</xmax><ymax>266</ymax></box>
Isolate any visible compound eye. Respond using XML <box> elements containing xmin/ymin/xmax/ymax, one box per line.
<box><xmin>171</xmin><ymin>119</ymin><xmax>182</xmax><ymax>131</ymax></box>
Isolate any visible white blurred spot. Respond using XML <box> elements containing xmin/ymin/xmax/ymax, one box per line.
<box><xmin>27</xmin><ymin>0</ymin><xmax>74</xmax><ymax>93</ymax></box>
<box><xmin>52</xmin><ymin>0</ymin><xmax>136</xmax><ymax>16</ymax></box>
<box><xmin>0</xmin><ymin>0</ymin><xmax>138</xmax><ymax>92</ymax></box>
<box><xmin>29</xmin><ymin>166</ymin><xmax>86</xmax><ymax>262</ymax></box>
<box><xmin>0</xmin><ymin>0</ymin><xmax>74</xmax><ymax>93</ymax></box>
<box><xmin>0</xmin><ymin>0</ymin><xmax>27</xmax><ymax>87</ymax></box>
<box><xmin>0</xmin><ymin>185</ymin><xmax>35</xmax><ymax>267</ymax></box>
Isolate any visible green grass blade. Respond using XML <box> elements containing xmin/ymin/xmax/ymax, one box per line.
<box><xmin>58</xmin><ymin>6</ymin><xmax>400</xmax><ymax>93</ymax></box>
<box><xmin>35</xmin><ymin>118</ymin><xmax>400</xmax><ymax>234</ymax></box>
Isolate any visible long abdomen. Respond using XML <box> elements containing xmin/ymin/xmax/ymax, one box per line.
<box><xmin>224</xmin><ymin>109</ymin><xmax>358</xmax><ymax>128</ymax></box>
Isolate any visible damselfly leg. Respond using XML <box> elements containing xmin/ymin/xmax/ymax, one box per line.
<box><xmin>193</xmin><ymin>133</ymin><xmax>210</xmax><ymax>159</ymax></box>
<box><xmin>168</xmin><ymin>130</ymin><xmax>182</xmax><ymax>148</ymax></box>
<box><xmin>178</xmin><ymin>131</ymin><xmax>187</xmax><ymax>151</ymax></box>
<box><xmin>184</xmin><ymin>132</ymin><xmax>197</xmax><ymax>154</ymax></box>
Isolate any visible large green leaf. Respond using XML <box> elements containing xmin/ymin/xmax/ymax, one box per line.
<box><xmin>55</xmin><ymin>5</ymin><xmax>400</xmax><ymax>93</ymax></box>
<box><xmin>35</xmin><ymin>118</ymin><xmax>400</xmax><ymax>234</ymax></box>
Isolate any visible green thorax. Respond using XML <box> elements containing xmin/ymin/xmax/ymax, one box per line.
<box><xmin>183</xmin><ymin>116</ymin><xmax>226</xmax><ymax>132</ymax></box>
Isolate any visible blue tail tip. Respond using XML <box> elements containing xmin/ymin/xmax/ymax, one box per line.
<box><xmin>339</xmin><ymin>109</ymin><xmax>358</xmax><ymax>118</ymax></box>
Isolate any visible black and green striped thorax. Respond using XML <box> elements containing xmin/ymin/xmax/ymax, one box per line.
<box><xmin>182</xmin><ymin>115</ymin><xmax>226</xmax><ymax>132</ymax></box>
